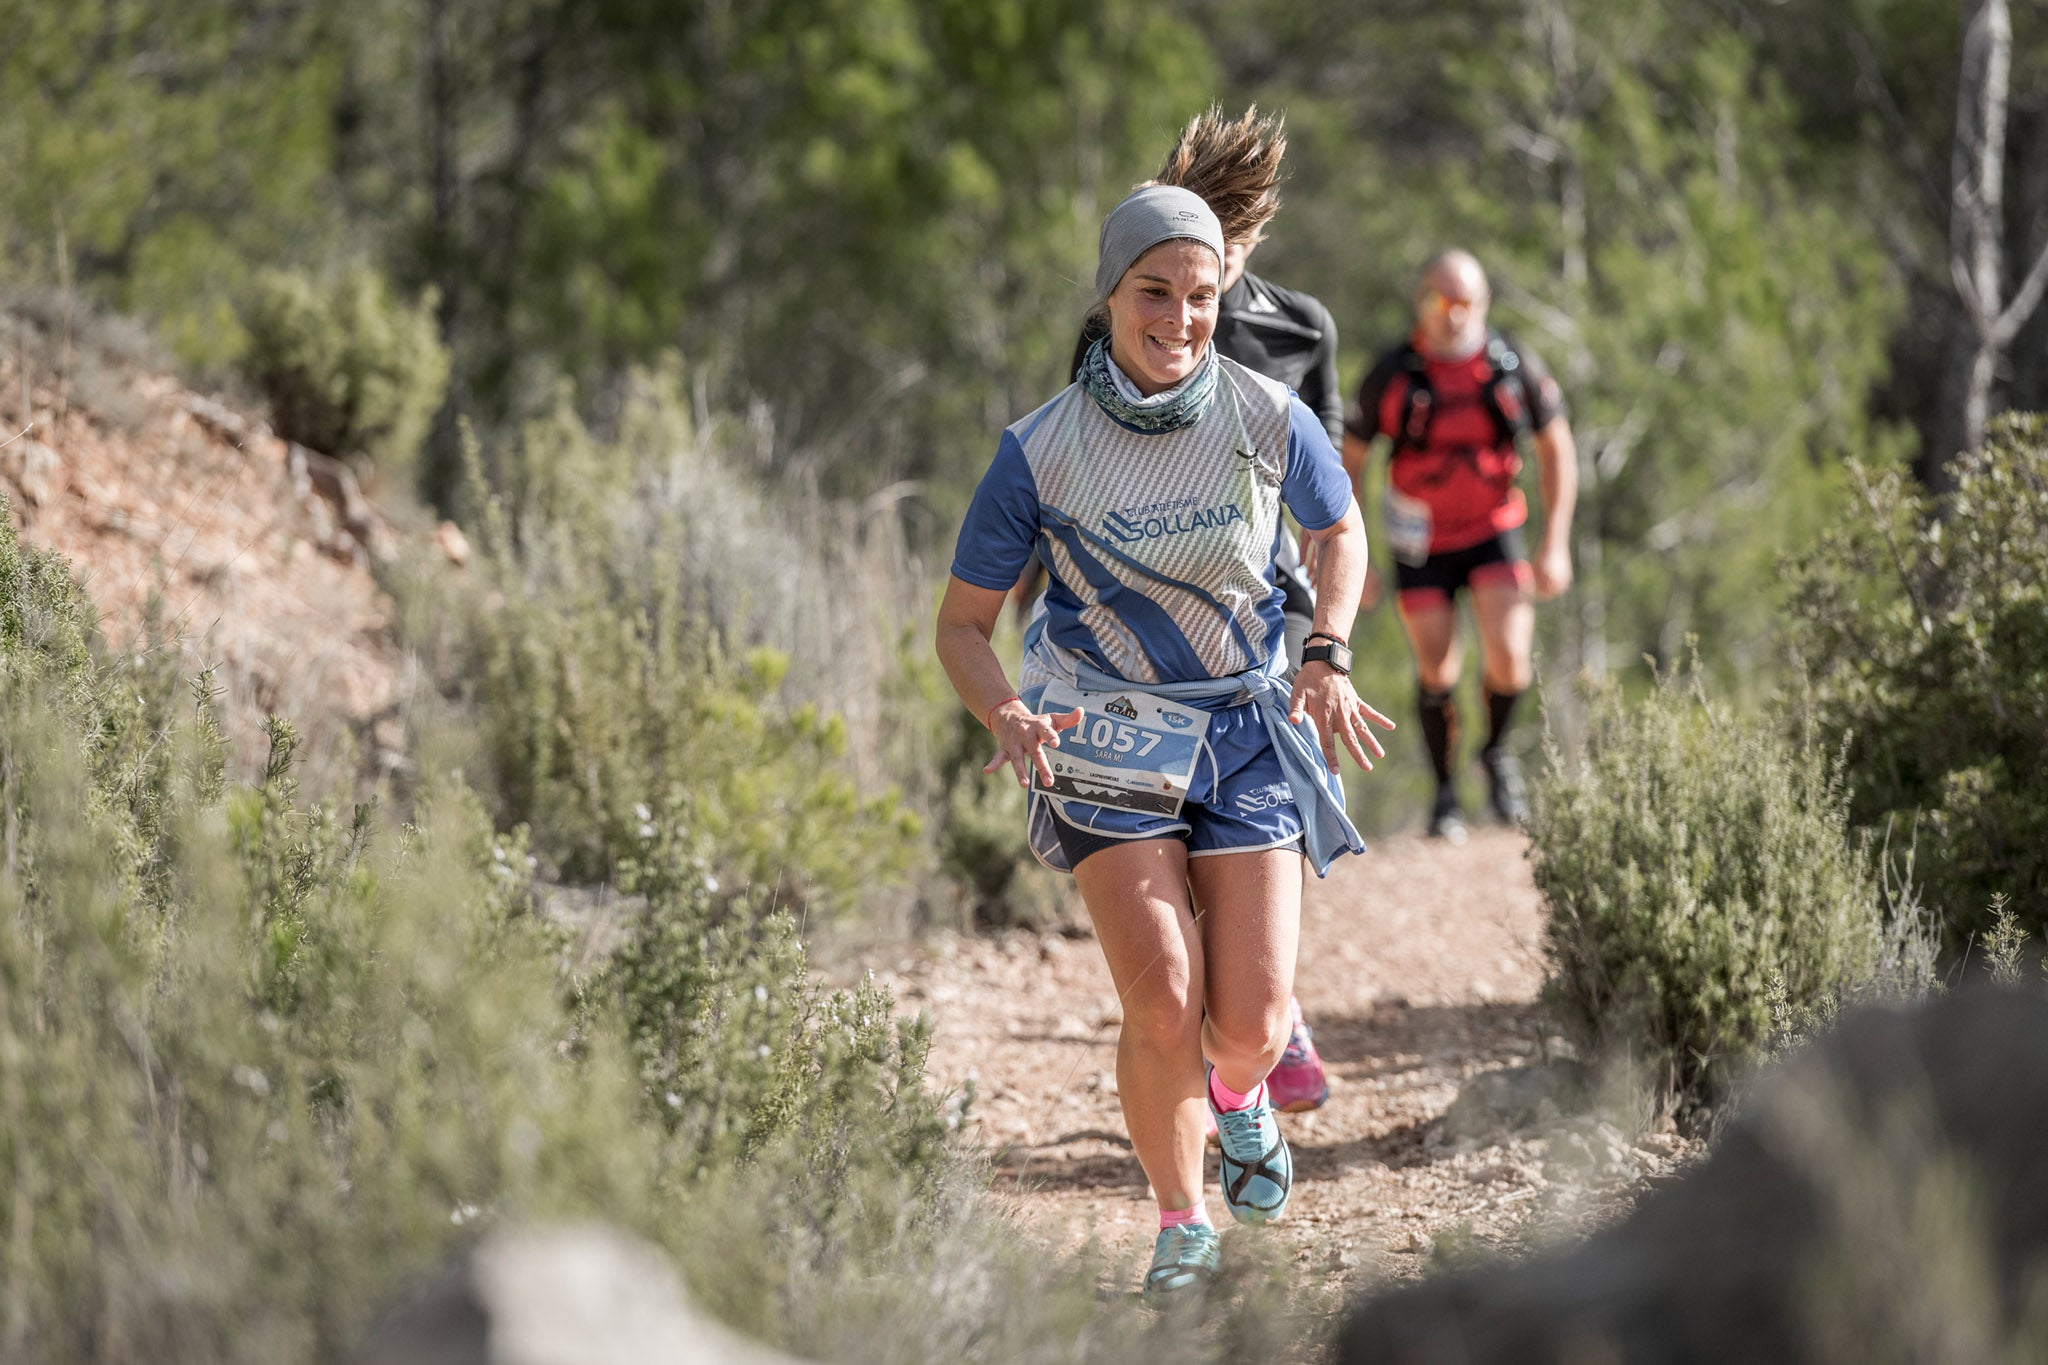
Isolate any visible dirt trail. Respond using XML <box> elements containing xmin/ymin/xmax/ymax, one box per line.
<box><xmin>875</xmin><ymin>826</ymin><xmax>1692</xmax><ymax>1293</ymax></box>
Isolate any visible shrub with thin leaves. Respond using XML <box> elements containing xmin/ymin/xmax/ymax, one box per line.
<box><xmin>881</xmin><ymin>620</ymin><xmax>1066</xmax><ymax>930</ymax></box>
<box><xmin>1785</xmin><ymin>412</ymin><xmax>2048</xmax><ymax>946</ymax></box>
<box><xmin>239</xmin><ymin>262</ymin><xmax>450</xmax><ymax>480</ymax></box>
<box><xmin>0</xmin><ymin>491</ymin><xmax>1322</xmax><ymax>1365</ymax></box>
<box><xmin>409</xmin><ymin>375</ymin><xmax>923</xmax><ymax>921</ymax></box>
<box><xmin>0</xmin><ymin>509</ymin><xmax>666</xmax><ymax>1358</ymax></box>
<box><xmin>1529</xmin><ymin>664</ymin><xmax>1929</xmax><ymax>1114</ymax></box>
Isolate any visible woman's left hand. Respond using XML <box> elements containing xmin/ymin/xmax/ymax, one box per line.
<box><xmin>1288</xmin><ymin>663</ymin><xmax>1396</xmax><ymax>773</ymax></box>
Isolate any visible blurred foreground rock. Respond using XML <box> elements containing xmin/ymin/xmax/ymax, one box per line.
<box><xmin>1339</xmin><ymin>988</ymin><xmax>2048</xmax><ymax>1363</ymax></box>
<box><xmin>357</xmin><ymin>1224</ymin><xmax>804</xmax><ymax>1365</ymax></box>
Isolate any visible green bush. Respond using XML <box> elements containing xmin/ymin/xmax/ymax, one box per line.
<box><xmin>1529</xmin><ymin>664</ymin><xmax>1932</xmax><ymax>1115</ymax></box>
<box><xmin>405</xmin><ymin>379</ymin><xmax>924</xmax><ymax>922</ymax></box>
<box><xmin>239</xmin><ymin>262</ymin><xmax>450</xmax><ymax>480</ymax></box>
<box><xmin>0</xmin><ymin>504</ymin><xmax>661</xmax><ymax>1357</ymax></box>
<box><xmin>0</xmin><ymin>493</ymin><xmax>1321</xmax><ymax>1363</ymax></box>
<box><xmin>881</xmin><ymin>619</ymin><xmax>1067</xmax><ymax>930</ymax></box>
<box><xmin>1785</xmin><ymin>413</ymin><xmax>2048</xmax><ymax>947</ymax></box>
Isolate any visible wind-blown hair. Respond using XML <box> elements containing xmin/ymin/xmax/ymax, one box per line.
<box><xmin>1151</xmin><ymin>104</ymin><xmax>1288</xmax><ymax>247</ymax></box>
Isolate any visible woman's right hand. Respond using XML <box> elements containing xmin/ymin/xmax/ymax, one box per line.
<box><xmin>983</xmin><ymin>704</ymin><xmax>1084</xmax><ymax>789</ymax></box>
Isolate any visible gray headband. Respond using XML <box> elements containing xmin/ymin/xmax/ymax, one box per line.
<box><xmin>1094</xmin><ymin>186</ymin><xmax>1225</xmax><ymax>301</ymax></box>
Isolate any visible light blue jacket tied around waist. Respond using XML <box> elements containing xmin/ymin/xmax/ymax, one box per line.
<box><xmin>1017</xmin><ymin>635</ymin><xmax>1368</xmax><ymax>879</ymax></box>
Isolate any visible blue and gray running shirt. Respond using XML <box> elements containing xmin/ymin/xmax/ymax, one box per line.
<box><xmin>951</xmin><ymin>355</ymin><xmax>1353</xmax><ymax>685</ymax></box>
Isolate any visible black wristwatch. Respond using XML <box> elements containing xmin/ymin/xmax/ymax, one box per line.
<box><xmin>1300</xmin><ymin>638</ymin><xmax>1353</xmax><ymax>675</ymax></box>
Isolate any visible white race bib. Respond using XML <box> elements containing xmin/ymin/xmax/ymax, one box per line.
<box><xmin>1384</xmin><ymin>488</ymin><xmax>1434</xmax><ymax>567</ymax></box>
<box><xmin>1030</xmin><ymin>680</ymin><xmax>1210</xmax><ymax>818</ymax></box>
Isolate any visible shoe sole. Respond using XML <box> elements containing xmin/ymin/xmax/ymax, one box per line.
<box><xmin>1275</xmin><ymin>1089</ymin><xmax>1329</xmax><ymax>1113</ymax></box>
<box><xmin>1142</xmin><ymin>1272</ymin><xmax>1213</xmax><ymax>1308</ymax></box>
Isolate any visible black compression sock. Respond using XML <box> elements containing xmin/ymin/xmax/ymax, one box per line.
<box><xmin>1481</xmin><ymin>685</ymin><xmax>1523</xmax><ymax>756</ymax></box>
<box><xmin>1418</xmin><ymin>686</ymin><xmax>1458</xmax><ymax>786</ymax></box>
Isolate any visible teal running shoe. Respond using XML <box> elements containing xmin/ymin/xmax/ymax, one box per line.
<box><xmin>1210</xmin><ymin>1074</ymin><xmax>1292</xmax><ymax>1224</ymax></box>
<box><xmin>1143</xmin><ymin>1222</ymin><xmax>1221</xmax><ymax>1306</ymax></box>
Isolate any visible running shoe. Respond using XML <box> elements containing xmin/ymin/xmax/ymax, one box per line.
<box><xmin>1481</xmin><ymin>748</ymin><xmax>1530</xmax><ymax>825</ymax></box>
<box><xmin>1267</xmin><ymin>997</ymin><xmax>1330</xmax><ymax>1113</ymax></box>
<box><xmin>1426</xmin><ymin>784</ymin><xmax>1469</xmax><ymax>844</ymax></box>
<box><xmin>1209</xmin><ymin>1072</ymin><xmax>1292</xmax><ymax>1225</ymax></box>
<box><xmin>1143</xmin><ymin>1222</ymin><xmax>1221</xmax><ymax>1306</ymax></box>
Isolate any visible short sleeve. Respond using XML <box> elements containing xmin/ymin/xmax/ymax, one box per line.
<box><xmin>1281</xmin><ymin>397</ymin><xmax>1353</xmax><ymax>532</ymax></box>
<box><xmin>949</xmin><ymin>431</ymin><xmax>1042</xmax><ymax>590</ymax></box>
<box><xmin>1344</xmin><ymin>348</ymin><xmax>1405</xmax><ymax>442</ymax></box>
<box><xmin>1510</xmin><ymin>338</ymin><xmax>1567</xmax><ymax>427</ymax></box>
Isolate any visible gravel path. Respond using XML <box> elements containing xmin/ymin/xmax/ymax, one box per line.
<box><xmin>873</xmin><ymin>826</ymin><xmax>1694</xmax><ymax>1296</ymax></box>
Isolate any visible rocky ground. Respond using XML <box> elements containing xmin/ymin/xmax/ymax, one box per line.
<box><xmin>871</xmin><ymin>825</ymin><xmax>1699</xmax><ymax>1301</ymax></box>
<box><xmin>0</xmin><ymin>301</ymin><xmax>433</xmax><ymax>791</ymax></box>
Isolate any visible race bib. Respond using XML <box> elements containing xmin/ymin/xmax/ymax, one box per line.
<box><xmin>1384</xmin><ymin>488</ymin><xmax>1434</xmax><ymax>568</ymax></box>
<box><xmin>1030</xmin><ymin>680</ymin><xmax>1210</xmax><ymax>818</ymax></box>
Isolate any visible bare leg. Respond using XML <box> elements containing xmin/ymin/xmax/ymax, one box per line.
<box><xmin>1188</xmin><ymin>848</ymin><xmax>1303</xmax><ymax>1094</ymax></box>
<box><xmin>1072</xmin><ymin>838</ymin><xmax>1207</xmax><ymax>1211</ymax></box>
<box><xmin>1470</xmin><ymin>577</ymin><xmax>1535</xmax><ymax>696</ymax></box>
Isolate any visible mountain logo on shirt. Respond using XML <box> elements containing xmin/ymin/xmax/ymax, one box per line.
<box><xmin>1101</xmin><ymin>501</ymin><xmax>1246</xmax><ymax>545</ymax></box>
<box><xmin>1105</xmin><ymin>696</ymin><xmax>1139</xmax><ymax>720</ymax></box>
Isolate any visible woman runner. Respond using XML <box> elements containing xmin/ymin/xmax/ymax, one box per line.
<box><xmin>936</xmin><ymin>186</ymin><xmax>1394</xmax><ymax>1304</ymax></box>
<box><xmin>1069</xmin><ymin>103</ymin><xmax>1347</xmax><ymax>1115</ymax></box>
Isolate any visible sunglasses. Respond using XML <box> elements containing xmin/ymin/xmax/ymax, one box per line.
<box><xmin>1422</xmin><ymin>288</ymin><xmax>1483</xmax><ymax>315</ymax></box>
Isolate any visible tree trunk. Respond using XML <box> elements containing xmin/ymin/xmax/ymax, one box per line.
<box><xmin>1531</xmin><ymin>0</ymin><xmax>1600</xmax><ymax>751</ymax></box>
<box><xmin>1934</xmin><ymin>0</ymin><xmax>2048</xmax><ymax>489</ymax></box>
<box><xmin>421</xmin><ymin>0</ymin><xmax>464</xmax><ymax>510</ymax></box>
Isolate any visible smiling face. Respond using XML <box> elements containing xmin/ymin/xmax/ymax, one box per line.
<box><xmin>1104</xmin><ymin>239</ymin><xmax>1221</xmax><ymax>396</ymax></box>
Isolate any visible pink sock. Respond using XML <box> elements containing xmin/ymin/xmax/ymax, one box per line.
<box><xmin>1208</xmin><ymin>1070</ymin><xmax>1265</xmax><ymax>1112</ymax></box>
<box><xmin>1160</xmin><ymin>1205</ymin><xmax>1211</xmax><ymax>1230</ymax></box>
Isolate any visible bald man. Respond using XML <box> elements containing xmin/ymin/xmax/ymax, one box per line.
<box><xmin>1341</xmin><ymin>251</ymin><xmax>1577</xmax><ymax>842</ymax></box>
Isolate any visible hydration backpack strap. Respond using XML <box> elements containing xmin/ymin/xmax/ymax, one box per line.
<box><xmin>1389</xmin><ymin>345</ymin><xmax>1434</xmax><ymax>459</ymax></box>
<box><xmin>1480</xmin><ymin>332</ymin><xmax>1533</xmax><ymax>447</ymax></box>
<box><xmin>1393</xmin><ymin>333</ymin><xmax>1536</xmax><ymax>458</ymax></box>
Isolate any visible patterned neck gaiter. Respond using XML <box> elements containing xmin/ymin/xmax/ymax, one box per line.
<box><xmin>1079</xmin><ymin>336</ymin><xmax>1218</xmax><ymax>433</ymax></box>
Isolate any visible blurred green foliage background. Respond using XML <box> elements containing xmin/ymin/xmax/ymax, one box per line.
<box><xmin>7</xmin><ymin>0</ymin><xmax>2042</xmax><ymax>690</ymax></box>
